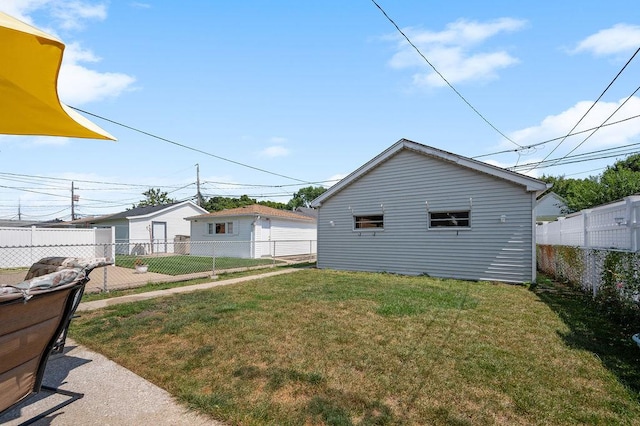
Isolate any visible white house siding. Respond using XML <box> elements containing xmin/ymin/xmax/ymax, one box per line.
<box><xmin>269</xmin><ymin>219</ymin><xmax>317</xmax><ymax>257</ymax></box>
<box><xmin>316</xmin><ymin>150</ymin><xmax>536</xmax><ymax>283</ymax></box>
<box><xmin>189</xmin><ymin>216</ymin><xmax>254</xmax><ymax>258</ymax></box>
<box><xmin>189</xmin><ymin>213</ymin><xmax>317</xmax><ymax>259</ymax></box>
<box><xmin>141</xmin><ymin>205</ymin><xmax>204</xmax><ymax>254</ymax></box>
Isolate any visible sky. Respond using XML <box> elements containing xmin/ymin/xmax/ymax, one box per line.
<box><xmin>1</xmin><ymin>0</ymin><xmax>639</xmax><ymax>222</ymax></box>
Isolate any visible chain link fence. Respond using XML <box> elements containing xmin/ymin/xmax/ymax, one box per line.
<box><xmin>0</xmin><ymin>240</ymin><xmax>316</xmax><ymax>293</ymax></box>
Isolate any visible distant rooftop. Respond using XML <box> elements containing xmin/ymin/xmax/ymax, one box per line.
<box><xmin>187</xmin><ymin>204</ymin><xmax>315</xmax><ymax>222</ymax></box>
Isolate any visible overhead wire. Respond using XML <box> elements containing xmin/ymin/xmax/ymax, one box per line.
<box><xmin>370</xmin><ymin>0</ymin><xmax>522</xmax><ymax>148</ymax></box>
<box><xmin>521</xmin><ymin>46</ymin><xmax>640</xmax><ymax>172</ymax></box>
<box><xmin>70</xmin><ymin>106</ymin><xmax>311</xmax><ymax>183</ymax></box>
<box><xmin>471</xmin><ymin>113</ymin><xmax>640</xmax><ymax>159</ymax></box>
<box><xmin>547</xmin><ymin>84</ymin><xmax>640</xmax><ymax>167</ymax></box>
<box><xmin>510</xmin><ymin>141</ymin><xmax>640</xmax><ymax>172</ymax></box>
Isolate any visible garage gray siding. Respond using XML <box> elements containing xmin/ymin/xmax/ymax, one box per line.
<box><xmin>316</xmin><ymin>149</ymin><xmax>536</xmax><ymax>283</ymax></box>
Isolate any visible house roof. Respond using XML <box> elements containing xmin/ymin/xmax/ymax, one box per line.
<box><xmin>536</xmin><ymin>191</ymin><xmax>567</xmax><ymax>204</ymax></box>
<box><xmin>311</xmin><ymin>139</ymin><xmax>549</xmax><ymax>207</ymax></box>
<box><xmin>186</xmin><ymin>204</ymin><xmax>315</xmax><ymax>222</ymax></box>
<box><xmin>0</xmin><ymin>219</ymin><xmax>44</xmax><ymax>227</ymax></box>
<box><xmin>91</xmin><ymin>201</ymin><xmax>207</xmax><ymax>222</ymax></box>
<box><xmin>295</xmin><ymin>207</ymin><xmax>319</xmax><ymax>219</ymax></box>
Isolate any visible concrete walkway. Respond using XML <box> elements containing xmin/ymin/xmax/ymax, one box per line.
<box><xmin>0</xmin><ymin>267</ymin><xmax>304</xmax><ymax>425</ymax></box>
<box><xmin>78</xmin><ymin>267</ymin><xmax>302</xmax><ymax>311</ymax></box>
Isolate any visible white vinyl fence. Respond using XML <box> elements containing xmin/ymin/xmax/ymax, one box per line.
<box><xmin>0</xmin><ymin>226</ymin><xmax>115</xmax><ymax>268</ymax></box>
<box><xmin>536</xmin><ymin>196</ymin><xmax>640</xmax><ymax>252</ymax></box>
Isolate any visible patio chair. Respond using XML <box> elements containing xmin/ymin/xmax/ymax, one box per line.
<box><xmin>0</xmin><ymin>257</ymin><xmax>111</xmax><ymax>422</ymax></box>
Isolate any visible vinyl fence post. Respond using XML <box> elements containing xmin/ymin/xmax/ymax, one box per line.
<box><xmin>272</xmin><ymin>241</ymin><xmax>276</xmax><ymax>266</ymax></box>
<box><xmin>626</xmin><ymin>197</ymin><xmax>637</xmax><ymax>252</ymax></box>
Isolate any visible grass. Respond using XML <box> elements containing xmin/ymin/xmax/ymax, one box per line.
<box><xmin>70</xmin><ymin>270</ymin><xmax>640</xmax><ymax>425</ymax></box>
<box><xmin>115</xmin><ymin>254</ymin><xmax>278</xmax><ymax>275</ymax></box>
<box><xmin>81</xmin><ymin>263</ymin><xmax>315</xmax><ymax>302</ymax></box>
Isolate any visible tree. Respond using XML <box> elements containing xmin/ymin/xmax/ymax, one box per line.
<box><xmin>203</xmin><ymin>195</ymin><xmax>255</xmax><ymax>212</ymax></box>
<box><xmin>201</xmin><ymin>195</ymin><xmax>287</xmax><ymax>212</ymax></box>
<box><xmin>286</xmin><ymin>186</ymin><xmax>327</xmax><ymax>209</ymax></box>
<box><xmin>132</xmin><ymin>188</ymin><xmax>176</xmax><ymax>208</ymax></box>
<box><xmin>259</xmin><ymin>200</ymin><xmax>288</xmax><ymax>210</ymax></box>
<box><xmin>540</xmin><ymin>153</ymin><xmax>640</xmax><ymax>212</ymax></box>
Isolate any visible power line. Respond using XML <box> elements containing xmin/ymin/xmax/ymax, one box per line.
<box><xmin>471</xmin><ymin>113</ymin><xmax>640</xmax><ymax>159</ymax></box>
<box><xmin>548</xmin><ymin>85</ymin><xmax>640</xmax><ymax>167</ymax></box>
<box><xmin>0</xmin><ymin>171</ymin><xmax>337</xmax><ymax>191</ymax></box>
<box><xmin>564</xmin><ymin>166</ymin><xmax>606</xmax><ymax>177</ymax></box>
<box><xmin>510</xmin><ymin>142</ymin><xmax>640</xmax><ymax>172</ymax></box>
<box><xmin>370</xmin><ymin>0</ymin><xmax>522</xmax><ymax>148</ymax></box>
<box><xmin>70</xmin><ymin>106</ymin><xmax>311</xmax><ymax>183</ymax></box>
<box><xmin>522</xmin><ymin>46</ymin><xmax>640</xmax><ymax>172</ymax></box>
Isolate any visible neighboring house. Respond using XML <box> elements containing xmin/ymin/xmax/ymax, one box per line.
<box><xmin>535</xmin><ymin>192</ymin><xmax>568</xmax><ymax>223</ymax></box>
<box><xmin>310</xmin><ymin>139</ymin><xmax>549</xmax><ymax>283</ymax></box>
<box><xmin>0</xmin><ymin>220</ymin><xmax>43</xmax><ymax>227</ymax></box>
<box><xmin>294</xmin><ymin>207</ymin><xmax>319</xmax><ymax>220</ymax></box>
<box><xmin>87</xmin><ymin>201</ymin><xmax>208</xmax><ymax>255</ymax></box>
<box><xmin>186</xmin><ymin>204</ymin><xmax>317</xmax><ymax>259</ymax></box>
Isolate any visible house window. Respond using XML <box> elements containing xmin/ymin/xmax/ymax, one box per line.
<box><xmin>429</xmin><ymin>211</ymin><xmax>470</xmax><ymax>228</ymax></box>
<box><xmin>208</xmin><ymin>222</ymin><xmax>234</xmax><ymax>234</ymax></box>
<box><xmin>354</xmin><ymin>215</ymin><xmax>384</xmax><ymax>230</ymax></box>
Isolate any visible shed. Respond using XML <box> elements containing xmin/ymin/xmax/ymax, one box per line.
<box><xmin>310</xmin><ymin>139</ymin><xmax>549</xmax><ymax>283</ymax></box>
<box><xmin>186</xmin><ymin>204</ymin><xmax>317</xmax><ymax>259</ymax></box>
<box><xmin>87</xmin><ymin>201</ymin><xmax>208</xmax><ymax>255</ymax></box>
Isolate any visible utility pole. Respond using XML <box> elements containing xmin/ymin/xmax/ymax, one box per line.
<box><xmin>196</xmin><ymin>163</ymin><xmax>203</xmax><ymax>207</ymax></box>
<box><xmin>71</xmin><ymin>182</ymin><xmax>80</xmax><ymax>221</ymax></box>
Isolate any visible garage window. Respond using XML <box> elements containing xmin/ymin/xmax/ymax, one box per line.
<box><xmin>208</xmin><ymin>222</ymin><xmax>234</xmax><ymax>234</ymax></box>
<box><xmin>429</xmin><ymin>211</ymin><xmax>470</xmax><ymax>228</ymax></box>
<box><xmin>354</xmin><ymin>215</ymin><xmax>384</xmax><ymax>230</ymax></box>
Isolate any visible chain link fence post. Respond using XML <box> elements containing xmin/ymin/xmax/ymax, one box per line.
<box><xmin>211</xmin><ymin>241</ymin><xmax>217</xmax><ymax>279</ymax></box>
<box><xmin>102</xmin><ymin>243</ymin><xmax>109</xmax><ymax>293</ymax></box>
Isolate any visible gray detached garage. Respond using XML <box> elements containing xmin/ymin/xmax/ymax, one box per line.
<box><xmin>310</xmin><ymin>139</ymin><xmax>549</xmax><ymax>283</ymax></box>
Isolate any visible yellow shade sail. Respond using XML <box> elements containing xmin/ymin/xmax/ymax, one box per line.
<box><xmin>0</xmin><ymin>12</ymin><xmax>115</xmax><ymax>140</ymax></box>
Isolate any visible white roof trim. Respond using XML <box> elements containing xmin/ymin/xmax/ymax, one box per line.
<box><xmin>126</xmin><ymin>201</ymin><xmax>207</xmax><ymax>220</ymax></box>
<box><xmin>311</xmin><ymin>139</ymin><xmax>548</xmax><ymax>207</ymax></box>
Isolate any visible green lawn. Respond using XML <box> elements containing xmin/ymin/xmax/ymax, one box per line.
<box><xmin>115</xmin><ymin>254</ymin><xmax>278</xmax><ymax>275</ymax></box>
<box><xmin>71</xmin><ymin>270</ymin><xmax>640</xmax><ymax>425</ymax></box>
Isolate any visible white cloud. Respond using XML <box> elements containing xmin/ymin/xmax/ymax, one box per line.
<box><xmin>0</xmin><ymin>1</ymin><xmax>107</xmax><ymax>30</ymax></box>
<box><xmin>269</xmin><ymin>136</ymin><xmax>287</xmax><ymax>144</ymax></box>
<box><xmin>51</xmin><ymin>1</ymin><xmax>107</xmax><ymax>30</ymax></box>
<box><xmin>326</xmin><ymin>174</ymin><xmax>347</xmax><ymax>186</ymax></box>
<box><xmin>487</xmin><ymin>96</ymin><xmax>640</xmax><ymax>175</ymax></box>
<box><xmin>0</xmin><ymin>1</ymin><xmax>49</xmax><ymax>21</ymax></box>
<box><xmin>572</xmin><ymin>24</ymin><xmax>640</xmax><ymax>56</ymax></box>
<box><xmin>509</xmin><ymin>96</ymin><xmax>640</xmax><ymax>149</ymax></box>
<box><xmin>387</xmin><ymin>18</ymin><xmax>526</xmax><ymax>87</ymax></box>
<box><xmin>261</xmin><ymin>145</ymin><xmax>290</xmax><ymax>158</ymax></box>
<box><xmin>130</xmin><ymin>2</ymin><xmax>151</xmax><ymax>9</ymax></box>
<box><xmin>0</xmin><ymin>2</ymin><xmax>136</xmax><ymax>105</ymax></box>
<box><xmin>58</xmin><ymin>62</ymin><xmax>136</xmax><ymax>104</ymax></box>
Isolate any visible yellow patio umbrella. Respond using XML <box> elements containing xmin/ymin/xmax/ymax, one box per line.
<box><xmin>0</xmin><ymin>11</ymin><xmax>115</xmax><ymax>140</ymax></box>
